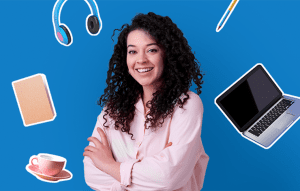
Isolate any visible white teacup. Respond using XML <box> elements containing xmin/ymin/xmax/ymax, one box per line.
<box><xmin>31</xmin><ymin>153</ymin><xmax>66</xmax><ymax>176</ymax></box>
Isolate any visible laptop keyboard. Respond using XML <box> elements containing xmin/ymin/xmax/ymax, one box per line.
<box><xmin>248</xmin><ymin>99</ymin><xmax>294</xmax><ymax>137</ymax></box>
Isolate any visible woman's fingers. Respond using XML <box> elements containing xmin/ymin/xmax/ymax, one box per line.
<box><xmin>88</xmin><ymin>137</ymin><xmax>102</xmax><ymax>148</ymax></box>
<box><xmin>84</xmin><ymin>145</ymin><xmax>98</xmax><ymax>152</ymax></box>
<box><xmin>165</xmin><ymin>142</ymin><xmax>172</xmax><ymax>148</ymax></box>
<box><xmin>97</xmin><ymin>127</ymin><xmax>109</xmax><ymax>147</ymax></box>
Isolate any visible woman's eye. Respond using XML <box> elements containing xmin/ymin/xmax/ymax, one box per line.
<box><xmin>128</xmin><ymin>50</ymin><xmax>136</xmax><ymax>54</ymax></box>
<box><xmin>148</xmin><ymin>49</ymin><xmax>158</xmax><ymax>53</ymax></box>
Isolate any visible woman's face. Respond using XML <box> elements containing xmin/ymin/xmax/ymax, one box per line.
<box><xmin>127</xmin><ymin>29</ymin><xmax>164</xmax><ymax>89</ymax></box>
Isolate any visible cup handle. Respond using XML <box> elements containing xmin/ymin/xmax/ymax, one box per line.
<box><xmin>31</xmin><ymin>156</ymin><xmax>38</xmax><ymax>166</ymax></box>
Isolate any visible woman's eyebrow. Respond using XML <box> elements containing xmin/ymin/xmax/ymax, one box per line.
<box><xmin>127</xmin><ymin>43</ymin><xmax>158</xmax><ymax>48</ymax></box>
<box><xmin>146</xmin><ymin>43</ymin><xmax>158</xmax><ymax>46</ymax></box>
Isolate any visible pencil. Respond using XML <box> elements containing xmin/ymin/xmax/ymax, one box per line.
<box><xmin>216</xmin><ymin>0</ymin><xmax>239</xmax><ymax>32</ymax></box>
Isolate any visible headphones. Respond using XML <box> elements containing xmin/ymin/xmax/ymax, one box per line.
<box><xmin>52</xmin><ymin>0</ymin><xmax>102</xmax><ymax>46</ymax></box>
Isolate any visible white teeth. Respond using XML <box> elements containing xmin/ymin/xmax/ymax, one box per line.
<box><xmin>137</xmin><ymin>68</ymin><xmax>153</xmax><ymax>73</ymax></box>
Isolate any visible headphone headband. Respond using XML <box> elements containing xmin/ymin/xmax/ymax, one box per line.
<box><xmin>85</xmin><ymin>0</ymin><xmax>99</xmax><ymax>18</ymax></box>
<box><xmin>53</xmin><ymin>0</ymin><xmax>66</xmax><ymax>31</ymax></box>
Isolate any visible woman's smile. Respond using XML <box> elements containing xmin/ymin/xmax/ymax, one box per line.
<box><xmin>136</xmin><ymin>67</ymin><xmax>154</xmax><ymax>74</ymax></box>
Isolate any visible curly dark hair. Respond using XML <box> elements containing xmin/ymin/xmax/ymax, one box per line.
<box><xmin>97</xmin><ymin>12</ymin><xmax>204</xmax><ymax>140</ymax></box>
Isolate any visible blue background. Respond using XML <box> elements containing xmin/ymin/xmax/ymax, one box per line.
<box><xmin>1</xmin><ymin>0</ymin><xmax>300</xmax><ymax>190</ymax></box>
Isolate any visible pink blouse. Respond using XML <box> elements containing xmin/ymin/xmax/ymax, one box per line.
<box><xmin>83</xmin><ymin>91</ymin><xmax>209</xmax><ymax>191</ymax></box>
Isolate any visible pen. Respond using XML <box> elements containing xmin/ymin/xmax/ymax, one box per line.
<box><xmin>216</xmin><ymin>0</ymin><xmax>239</xmax><ymax>32</ymax></box>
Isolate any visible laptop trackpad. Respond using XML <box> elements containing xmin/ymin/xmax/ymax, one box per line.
<box><xmin>274</xmin><ymin>113</ymin><xmax>295</xmax><ymax>130</ymax></box>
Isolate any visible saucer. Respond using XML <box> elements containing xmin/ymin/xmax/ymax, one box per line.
<box><xmin>26</xmin><ymin>164</ymin><xmax>72</xmax><ymax>182</ymax></box>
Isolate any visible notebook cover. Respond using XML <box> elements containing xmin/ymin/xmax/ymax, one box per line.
<box><xmin>12</xmin><ymin>74</ymin><xmax>55</xmax><ymax>126</ymax></box>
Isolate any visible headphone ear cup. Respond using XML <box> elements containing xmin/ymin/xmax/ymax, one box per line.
<box><xmin>87</xmin><ymin>15</ymin><xmax>100</xmax><ymax>34</ymax></box>
<box><xmin>59</xmin><ymin>25</ymin><xmax>71</xmax><ymax>45</ymax></box>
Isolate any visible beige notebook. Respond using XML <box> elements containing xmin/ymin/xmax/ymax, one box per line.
<box><xmin>12</xmin><ymin>74</ymin><xmax>56</xmax><ymax>127</ymax></box>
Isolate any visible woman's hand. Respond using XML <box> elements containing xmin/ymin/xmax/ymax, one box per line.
<box><xmin>165</xmin><ymin>142</ymin><xmax>172</xmax><ymax>149</ymax></box>
<box><xmin>83</xmin><ymin>127</ymin><xmax>116</xmax><ymax>174</ymax></box>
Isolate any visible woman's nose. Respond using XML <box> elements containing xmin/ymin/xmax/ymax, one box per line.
<box><xmin>136</xmin><ymin>52</ymin><xmax>147</xmax><ymax>64</ymax></box>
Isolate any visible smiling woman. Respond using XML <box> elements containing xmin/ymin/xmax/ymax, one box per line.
<box><xmin>83</xmin><ymin>12</ymin><xmax>209</xmax><ymax>191</ymax></box>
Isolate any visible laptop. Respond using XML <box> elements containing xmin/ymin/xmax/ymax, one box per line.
<box><xmin>215</xmin><ymin>63</ymin><xmax>300</xmax><ymax>149</ymax></box>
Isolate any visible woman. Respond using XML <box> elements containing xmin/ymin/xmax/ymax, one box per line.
<box><xmin>83</xmin><ymin>12</ymin><xmax>209</xmax><ymax>191</ymax></box>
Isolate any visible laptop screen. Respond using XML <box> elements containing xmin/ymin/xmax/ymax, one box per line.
<box><xmin>216</xmin><ymin>65</ymin><xmax>282</xmax><ymax>132</ymax></box>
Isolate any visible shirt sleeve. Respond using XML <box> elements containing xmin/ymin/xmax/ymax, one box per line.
<box><xmin>83</xmin><ymin>112</ymin><xmax>126</xmax><ymax>191</ymax></box>
<box><xmin>124</xmin><ymin>95</ymin><xmax>209</xmax><ymax>191</ymax></box>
